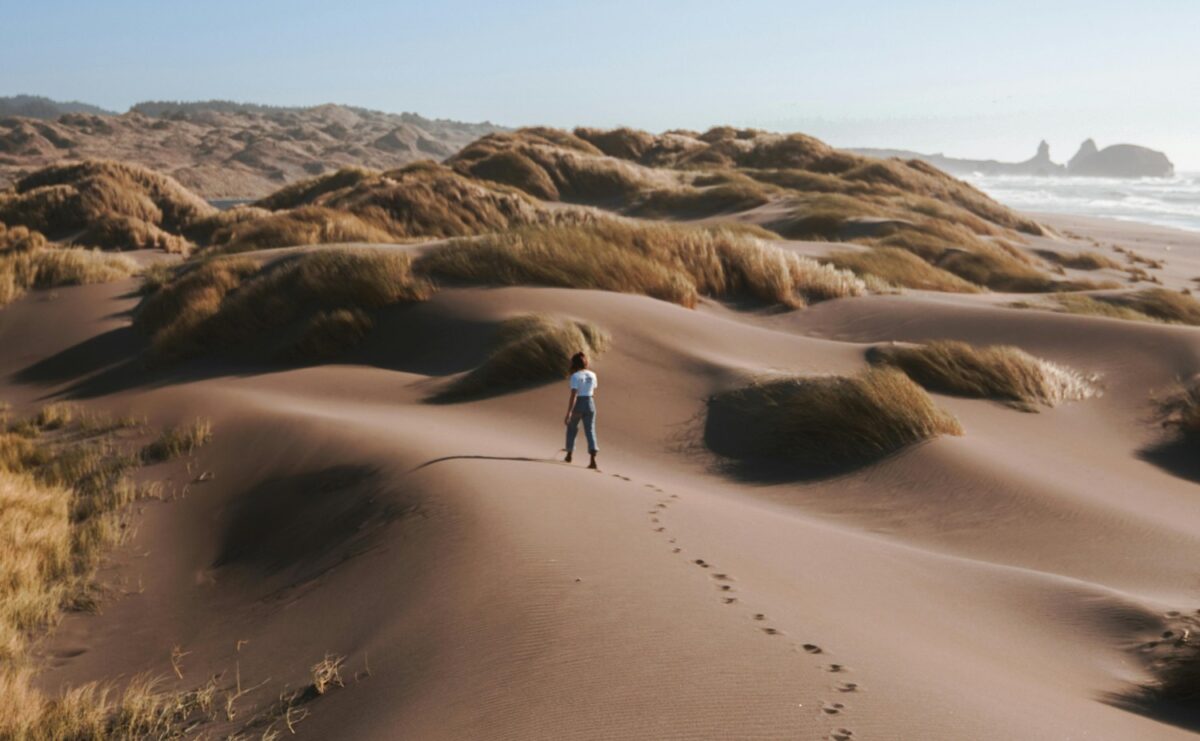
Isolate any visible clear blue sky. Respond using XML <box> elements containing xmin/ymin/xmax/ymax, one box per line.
<box><xmin>5</xmin><ymin>0</ymin><xmax>1198</xmax><ymax>167</ymax></box>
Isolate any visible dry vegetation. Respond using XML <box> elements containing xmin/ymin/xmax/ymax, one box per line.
<box><xmin>706</xmin><ymin>368</ymin><xmax>962</xmax><ymax>472</ymax></box>
<box><xmin>136</xmin><ymin>248</ymin><xmax>430</xmax><ymax>361</ymax></box>
<box><xmin>822</xmin><ymin>246</ymin><xmax>979</xmax><ymax>293</ymax></box>
<box><xmin>0</xmin><ymin>404</ymin><xmax>175</xmax><ymax>735</ymax></box>
<box><xmin>1035</xmin><ymin>249</ymin><xmax>1122</xmax><ymax>271</ymax></box>
<box><xmin>417</xmin><ymin>220</ymin><xmax>865</xmax><ymax>309</ymax></box>
<box><xmin>1156</xmin><ymin>376</ymin><xmax>1200</xmax><ymax>440</ymax></box>
<box><xmin>0</xmin><ymin>404</ymin><xmax>350</xmax><ymax>737</ymax></box>
<box><xmin>1</xmin><ymin>221</ymin><xmax>139</xmax><ymax>306</ymax></box>
<box><xmin>0</xmin><ymin>161</ymin><xmax>213</xmax><ymax>253</ymax></box>
<box><xmin>435</xmin><ymin>314</ymin><xmax>610</xmax><ymax>401</ymax></box>
<box><xmin>1038</xmin><ymin>289</ymin><xmax>1200</xmax><ymax>325</ymax></box>
<box><xmin>141</xmin><ymin>418</ymin><xmax>212</xmax><ymax>462</ymax></box>
<box><xmin>868</xmin><ymin>340</ymin><xmax>1098</xmax><ymax>408</ymax></box>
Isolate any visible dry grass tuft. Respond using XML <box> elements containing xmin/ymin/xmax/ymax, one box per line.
<box><xmin>136</xmin><ymin>248</ymin><xmax>430</xmax><ymax>361</ymax></box>
<box><xmin>435</xmin><ymin>314</ymin><xmax>610</xmax><ymax>401</ymax></box>
<box><xmin>140</xmin><ymin>418</ymin><xmax>212</xmax><ymax>463</ymax></box>
<box><xmin>706</xmin><ymin>368</ymin><xmax>962</xmax><ymax>472</ymax></box>
<box><xmin>284</xmin><ymin>308</ymin><xmax>374</xmax><ymax>363</ymax></box>
<box><xmin>449</xmin><ymin>130</ymin><xmax>654</xmax><ymax>205</ymax></box>
<box><xmin>0</xmin><ymin>160</ymin><xmax>213</xmax><ymax>252</ymax></box>
<box><xmin>1036</xmin><ymin>249</ymin><xmax>1122</xmax><ymax>271</ymax></box>
<box><xmin>823</xmin><ymin>247</ymin><xmax>980</xmax><ymax>293</ymax></box>
<box><xmin>417</xmin><ymin>220</ymin><xmax>864</xmax><ymax>309</ymax></box>
<box><xmin>202</xmin><ymin>205</ymin><xmax>397</xmax><ymax>254</ymax></box>
<box><xmin>1047</xmin><ymin>289</ymin><xmax>1200</xmax><ymax>325</ymax></box>
<box><xmin>310</xmin><ymin>654</ymin><xmax>346</xmax><ymax>696</ymax></box>
<box><xmin>0</xmin><ymin>237</ymin><xmax>139</xmax><ymax>306</ymax></box>
<box><xmin>251</xmin><ymin>161</ymin><xmax>543</xmax><ymax>241</ymax></box>
<box><xmin>629</xmin><ymin>182</ymin><xmax>771</xmax><ymax>218</ymax></box>
<box><xmin>868</xmin><ymin>340</ymin><xmax>1098</xmax><ymax>408</ymax></box>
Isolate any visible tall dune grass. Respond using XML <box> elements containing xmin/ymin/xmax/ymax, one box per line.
<box><xmin>416</xmin><ymin>220</ymin><xmax>865</xmax><ymax>309</ymax></box>
<box><xmin>1048</xmin><ymin>289</ymin><xmax>1200</xmax><ymax>325</ymax></box>
<box><xmin>435</xmin><ymin>314</ymin><xmax>610</xmax><ymax>401</ymax></box>
<box><xmin>201</xmin><ymin>205</ymin><xmax>397</xmax><ymax>254</ymax></box>
<box><xmin>823</xmin><ymin>247</ymin><xmax>979</xmax><ymax>293</ymax></box>
<box><xmin>0</xmin><ymin>160</ymin><xmax>213</xmax><ymax>252</ymax></box>
<box><xmin>137</xmin><ymin>248</ymin><xmax>430</xmax><ymax>360</ymax></box>
<box><xmin>868</xmin><ymin>340</ymin><xmax>1098</xmax><ymax>408</ymax></box>
<box><xmin>1</xmin><ymin>236</ymin><xmax>139</xmax><ymax>306</ymax></box>
<box><xmin>706</xmin><ymin>368</ymin><xmax>962</xmax><ymax>472</ymax></box>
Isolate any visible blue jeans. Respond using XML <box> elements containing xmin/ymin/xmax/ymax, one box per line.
<box><xmin>566</xmin><ymin>397</ymin><xmax>598</xmax><ymax>455</ymax></box>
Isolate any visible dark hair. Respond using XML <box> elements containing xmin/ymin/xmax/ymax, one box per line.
<box><xmin>569</xmin><ymin>352</ymin><xmax>588</xmax><ymax>373</ymax></box>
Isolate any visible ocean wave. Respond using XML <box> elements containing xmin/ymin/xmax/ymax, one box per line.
<box><xmin>965</xmin><ymin>173</ymin><xmax>1200</xmax><ymax>232</ymax></box>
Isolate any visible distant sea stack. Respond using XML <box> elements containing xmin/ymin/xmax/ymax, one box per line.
<box><xmin>849</xmin><ymin>139</ymin><xmax>1174</xmax><ymax>179</ymax></box>
<box><xmin>1066</xmin><ymin>138</ymin><xmax>1174</xmax><ymax>178</ymax></box>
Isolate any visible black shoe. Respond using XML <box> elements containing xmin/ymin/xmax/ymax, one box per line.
<box><xmin>564</xmin><ymin>452</ymin><xmax>573</xmax><ymax>463</ymax></box>
<box><xmin>587</xmin><ymin>455</ymin><xmax>598</xmax><ymax>470</ymax></box>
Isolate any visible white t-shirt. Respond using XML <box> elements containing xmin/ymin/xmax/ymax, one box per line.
<box><xmin>570</xmin><ymin>370</ymin><xmax>598</xmax><ymax>397</ymax></box>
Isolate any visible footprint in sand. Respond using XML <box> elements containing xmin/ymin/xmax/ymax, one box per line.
<box><xmin>717</xmin><ymin>584</ymin><xmax>733</xmax><ymax>592</ymax></box>
<box><xmin>672</xmin><ymin>547</ymin><xmax>682</xmax><ymax>553</ymax></box>
<box><xmin>826</xmin><ymin>664</ymin><xmax>845</xmax><ymax>673</ymax></box>
<box><xmin>753</xmin><ymin>613</ymin><xmax>765</xmax><ymax>621</ymax></box>
<box><xmin>654</xmin><ymin>527</ymin><xmax>665</xmax><ymax>532</ymax></box>
<box><xmin>670</xmin><ymin>494</ymin><xmax>679</xmax><ymax>499</ymax></box>
<box><xmin>830</xmin><ymin>729</ymin><xmax>854</xmax><ymax>741</ymax></box>
<box><xmin>835</xmin><ymin>682</ymin><xmax>858</xmax><ymax>693</ymax></box>
<box><xmin>821</xmin><ymin>701</ymin><xmax>845</xmax><ymax>715</ymax></box>
<box><xmin>712</xmin><ymin>573</ymin><xmax>732</xmax><ymax>581</ymax></box>
<box><xmin>694</xmin><ymin>559</ymin><xmax>710</xmax><ymax>568</ymax></box>
<box><xmin>762</xmin><ymin>627</ymin><xmax>781</xmax><ymax>636</ymax></box>
<box><xmin>803</xmin><ymin>644</ymin><xmax>823</xmax><ymax>654</ymax></box>
<box><xmin>722</xmin><ymin>597</ymin><xmax>738</xmax><ymax>604</ymax></box>
<box><xmin>651</xmin><ymin>517</ymin><xmax>660</xmax><ymax>523</ymax></box>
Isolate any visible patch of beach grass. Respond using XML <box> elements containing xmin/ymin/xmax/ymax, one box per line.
<box><xmin>868</xmin><ymin>340</ymin><xmax>1098</xmax><ymax>408</ymax></box>
<box><xmin>0</xmin><ymin>241</ymin><xmax>139</xmax><ymax>306</ymax></box>
<box><xmin>141</xmin><ymin>418</ymin><xmax>212</xmax><ymax>463</ymax></box>
<box><xmin>823</xmin><ymin>247</ymin><xmax>980</xmax><ymax>293</ymax></box>
<box><xmin>435</xmin><ymin>314</ymin><xmax>610</xmax><ymax>401</ymax></box>
<box><xmin>1045</xmin><ymin>289</ymin><xmax>1200</xmax><ymax>325</ymax></box>
<box><xmin>706</xmin><ymin>368</ymin><xmax>962</xmax><ymax>473</ymax></box>
<box><xmin>136</xmin><ymin>248</ymin><xmax>430</xmax><ymax>361</ymax></box>
<box><xmin>417</xmin><ymin>220</ymin><xmax>864</xmax><ymax>309</ymax></box>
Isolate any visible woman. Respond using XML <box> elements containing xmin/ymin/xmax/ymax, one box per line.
<box><xmin>564</xmin><ymin>351</ymin><xmax>599</xmax><ymax>469</ymax></box>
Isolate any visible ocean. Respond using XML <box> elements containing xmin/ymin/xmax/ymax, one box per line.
<box><xmin>962</xmin><ymin>173</ymin><xmax>1200</xmax><ymax>233</ymax></box>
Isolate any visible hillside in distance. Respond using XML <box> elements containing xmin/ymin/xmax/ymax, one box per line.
<box><xmin>0</xmin><ymin>98</ymin><xmax>507</xmax><ymax>198</ymax></box>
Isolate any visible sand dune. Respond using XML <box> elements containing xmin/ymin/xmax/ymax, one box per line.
<box><xmin>4</xmin><ymin>117</ymin><xmax>1200</xmax><ymax>738</ymax></box>
<box><xmin>0</xmin><ymin>208</ymin><xmax>1197</xmax><ymax>738</ymax></box>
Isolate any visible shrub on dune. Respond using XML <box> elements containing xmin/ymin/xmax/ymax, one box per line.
<box><xmin>435</xmin><ymin>314</ymin><xmax>610</xmax><ymax>401</ymax></box>
<box><xmin>573</xmin><ymin>126</ymin><xmax>657</xmax><ymax>161</ymax></box>
<box><xmin>1035</xmin><ymin>249</ymin><xmax>1122</xmax><ymax>271</ymax></box>
<box><xmin>449</xmin><ymin>130</ymin><xmax>654</xmax><ymax>205</ymax></box>
<box><xmin>283</xmin><ymin>308</ymin><xmax>374</xmax><ymax>363</ymax></box>
<box><xmin>416</xmin><ymin>220</ymin><xmax>864</xmax><ymax>309</ymax></box>
<box><xmin>137</xmin><ymin>248</ymin><xmax>430</xmax><ymax>361</ymax></box>
<box><xmin>1048</xmin><ymin>289</ymin><xmax>1200</xmax><ymax>325</ymax></box>
<box><xmin>202</xmin><ymin>205</ymin><xmax>397</xmax><ymax>254</ymax></box>
<box><xmin>868</xmin><ymin>340</ymin><xmax>1098</xmax><ymax>408</ymax></box>
<box><xmin>0</xmin><ymin>240</ymin><xmax>139</xmax><ymax>306</ymax></box>
<box><xmin>823</xmin><ymin>247</ymin><xmax>979</xmax><ymax>293</ymax></box>
<box><xmin>629</xmin><ymin>182</ymin><xmax>771</xmax><ymax>218</ymax></box>
<box><xmin>255</xmin><ymin>167</ymin><xmax>377</xmax><ymax>211</ymax></box>
<box><xmin>0</xmin><ymin>160</ymin><xmax>213</xmax><ymax>251</ymax></box>
<box><xmin>706</xmin><ymin>368</ymin><xmax>962</xmax><ymax>472</ymax></box>
<box><xmin>254</xmin><ymin>161</ymin><xmax>543</xmax><ymax>241</ymax></box>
